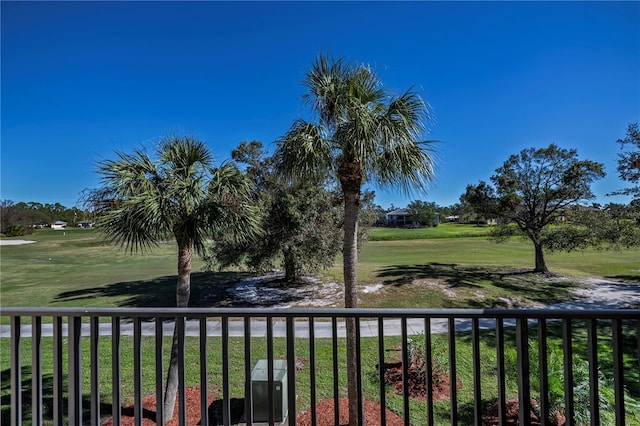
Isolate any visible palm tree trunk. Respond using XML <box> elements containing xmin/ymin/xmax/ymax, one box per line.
<box><xmin>343</xmin><ymin>189</ymin><xmax>362</xmax><ymax>426</ymax></box>
<box><xmin>163</xmin><ymin>239</ymin><xmax>192</xmax><ymax>422</ymax></box>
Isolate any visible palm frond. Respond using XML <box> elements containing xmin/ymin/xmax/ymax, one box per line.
<box><xmin>274</xmin><ymin>119</ymin><xmax>333</xmax><ymax>182</ymax></box>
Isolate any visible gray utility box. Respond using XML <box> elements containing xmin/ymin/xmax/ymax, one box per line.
<box><xmin>251</xmin><ymin>359</ymin><xmax>288</xmax><ymax>423</ymax></box>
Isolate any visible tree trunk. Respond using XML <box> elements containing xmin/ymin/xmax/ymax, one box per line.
<box><xmin>163</xmin><ymin>239</ymin><xmax>192</xmax><ymax>422</ymax></box>
<box><xmin>343</xmin><ymin>189</ymin><xmax>361</xmax><ymax>426</ymax></box>
<box><xmin>283</xmin><ymin>248</ymin><xmax>297</xmax><ymax>282</ymax></box>
<box><xmin>533</xmin><ymin>240</ymin><xmax>548</xmax><ymax>274</ymax></box>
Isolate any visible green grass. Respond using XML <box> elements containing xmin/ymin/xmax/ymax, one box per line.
<box><xmin>369</xmin><ymin>223</ymin><xmax>493</xmax><ymax>241</ymax></box>
<box><xmin>2</xmin><ymin>226</ymin><xmax>639</xmax><ymax>424</ymax></box>
<box><xmin>2</xmin><ymin>227</ymin><xmax>639</xmax><ymax>312</ymax></box>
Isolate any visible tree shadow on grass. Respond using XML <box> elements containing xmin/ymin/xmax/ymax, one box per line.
<box><xmin>605</xmin><ymin>274</ymin><xmax>640</xmax><ymax>284</ymax></box>
<box><xmin>0</xmin><ymin>366</ymin><xmax>108</xmax><ymax>424</ymax></box>
<box><xmin>376</xmin><ymin>263</ymin><xmax>577</xmax><ymax>306</ymax></box>
<box><xmin>54</xmin><ymin>271</ymin><xmax>255</xmax><ymax>308</ymax></box>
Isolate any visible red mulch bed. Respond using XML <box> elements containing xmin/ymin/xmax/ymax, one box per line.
<box><xmin>383</xmin><ymin>358</ymin><xmax>455</xmax><ymax>401</ymax></box>
<box><xmin>101</xmin><ymin>387</ymin><xmax>215</xmax><ymax>425</ymax></box>
<box><xmin>296</xmin><ymin>397</ymin><xmax>404</xmax><ymax>426</ymax></box>
<box><xmin>101</xmin><ymin>387</ymin><xmax>403</xmax><ymax>425</ymax></box>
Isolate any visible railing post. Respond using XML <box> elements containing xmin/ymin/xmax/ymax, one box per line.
<box><xmin>538</xmin><ymin>318</ymin><xmax>550</xmax><ymax>426</ymax></box>
<box><xmin>516</xmin><ymin>317</ymin><xmax>531</xmax><ymax>426</ymax></box>
<box><xmin>377</xmin><ymin>317</ymin><xmax>387</xmax><ymax>426</ymax></box>
<box><xmin>401</xmin><ymin>317</ymin><xmax>410</xmax><ymax>425</ymax></box>
<box><xmin>309</xmin><ymin>317</ymin><xmax>317</xmax><ymax>426</ymax></box>
<box><xmin>472</xmin><ymin>317</ymin><xmax>482</xmax><ymax>426</ymax></box>
<box><xmin>52</xmin><ymin>316</ymin><xmax>64</xmax><ymax>426</ymax></box>
<box><xmin>111</xmin><ymin>317</ymin><xmax>121</xmax><ymax>426</ymax></box>
<box><xmin>587</xmin><ymin>319</ymin><xmax>600</xmax><ymax>426</ymax></box>
<box><xmin>221</xmin><ymin>316</ymin><xmax>230</xmax><ymax>426</ymax></box>
<box><xmin>244</xmin><ymin>317</ymin><xmax>253</xmax><ymax>425</ymax></box>
<box><xmin>331</xmin><ymin>317</ymin><xmax>340</xmax><ymax>426</ymax></box>
<box><xmin>199</xmin><ymin>317</ymin><xmax>209</xmax><ymax>426</ymax></box>
<box><xmin>611</xmin><ymin>318</ymin><xmax>626</xmax><ymax>426</ymax></box>
<box><xmin>10</xmin><ymin>316</ymin><xmax>21</xmax><ymax>426</ymax></box>
<box><xmin>425</xmin><ymin>318</ymin><xmax>434</xmax><ymax>426</ymax></box>
<box><xmin>563</xmin><ymin>319</ymin><xmax>575</xmax><ymax>426</ymax></box>
<box><xmin>177</xmin><ymin>317</ymin><xmax>187</xmax><ymax>426</ymax></box>
<box><xmin>448</xmin><ymin>317</ymin><xmax>458</xmax><ymax>425</ymax></box>
<box><xmin>496</xmin><ymin>318</ymin><xmax>506</xmax><ymax>426</ymax></box>
<box><xmin>286</xmin><ymin>316</ymin><xmax>297</xmax><ymax>426</ymax></box>
<box><xmin>133</xmin><ymin>317</ymin><xmax>143</xmax><ymax>425</ymax></box>
<box><xmin>155</xmin><ymin>318</ymin><xmax>165</xmax><ymax>426</ymax></box>
<box><xmin>32</xmin><ymin>316</ymin><xmax>43</xmax><ymax>426</ymax></box>
<box><xmin>90</xmin><ymin>317</ymin><xmax>100</xmax><ymax>426</ymax></box>
<box><xmin>68</xmin><ymin>316</ymin><xmax>82</xmax><ymax>426</ymax></box>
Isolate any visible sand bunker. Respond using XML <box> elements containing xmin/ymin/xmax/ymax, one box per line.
<box><xmin>0</xmin><ymin>239</ymin><xmax>36</xmax><ymax>246</ymax></box>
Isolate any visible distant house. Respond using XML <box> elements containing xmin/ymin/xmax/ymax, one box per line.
<box><xmin>51</xmin><ymin>221</ymin><xmax>67</xmax><ymax>230</ymax></box>
<box><xmin>77</xmin><ymin>220</ymin><xmax>95</xmax><ymax>229</ymax></box>
<box><xmin>385</xmin><ymin>208</ymin><xmax>418</xmax><ymax>228</ymax></box>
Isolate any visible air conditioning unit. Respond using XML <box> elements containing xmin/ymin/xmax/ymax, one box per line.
<box><xmin>251</xmin><ymin>359</ymin><xmax>288</xmax><ymax>423</ymax></box>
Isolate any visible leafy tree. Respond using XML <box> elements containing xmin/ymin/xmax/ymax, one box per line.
<box><xmin>543</xmin><ymin>203</ymin><xmax>640</xmax><ymax>252</ymax></box>
<box><xmin>94</xmin><ymin>135</ymin><xmax>258</xmax><ymax>422</ymax></box>
<box><xmin>490</xmin><ymin>144</ymin><xmax>605</xmax><ymax>273</ymax></box>
<box><xmin>460</xmin><ymin>180</ymin><xmax>499</xmax><ymax>225</ymax></box>
<box><xmin>210</xmin><ymin>141</ymin><xmax>342</xmax><ymax>282</ymax></box>
<box><xmin>609</xmin><ymin>122</ymin><xmax>640</xmax><ymax>201</ymax></box>
<box><xmin>407</xmin><ymin>200</ymin><xmax>439</xmax><ymax>227</ymax></box>
<box><xmin>274</xmin><ymin>54</ymin><xmax>436</xmax><ymax>425</ymax></box>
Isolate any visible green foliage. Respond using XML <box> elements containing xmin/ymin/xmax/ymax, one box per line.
<box><xmin>406</xmin><ymin>200</ymin><xmax>439</xmax><ymax>227</ymax></box>
<box><xmin>3</xmin><ymin>223</ymin><xmax>26</xmax><ymax>237</ymax></box>
<box><xmin>460</xmin><ymin>180</ymin><xmax>499</xmax><ymax>224</ymax></box>
<box><xmin>504</xmin><ymin>340</ymin><xmax>640</xmax><ymax>425</ymax></box>
<box><xmin>544</xmin><ymin>204</ymin><xmax>640</xmax><ymax>252</ymax></box>
<box><xmin>208</xmin><ymin>141</ymin><xmax>342</xmax><ymax>281</ymax></box>
<box><xmin>470</xmin><ymin>144</ymin><xmax>606</xmax><ymax>272</ymax></box>
<box><xmin>609</xmin><ymin>122</ymin><xmax>640</xmax><ymax>200</ymax></box>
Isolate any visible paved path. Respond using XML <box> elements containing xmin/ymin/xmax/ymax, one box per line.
<box><xmin>2</xmin><ymin>279</ymin><xmax>638</xmax><ymax>339</ymax></box>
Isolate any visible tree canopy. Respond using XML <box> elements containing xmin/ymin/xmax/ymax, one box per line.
<box><xmin>274</xmin><ymin>53</ymin><xmax>436</xmax><ymax>426</ymax></box>
<box><xmin>94</xmin><ymin>135</ymin><xmax>259</xmax><ymax>421</ymax></box>
<box><xmin>464</xmin><ymin>144</ymin><xmax>605</xmax><ymax>273</ymax></box>
<box><xmin>209</xmin><ymin>141</ymin><xmax>342</xmax><ymax>282</ymax></box>
<box><xmin>609</xmin><ymin>122</ymin><xmax>640</xmax><ymax>201</ymax></box>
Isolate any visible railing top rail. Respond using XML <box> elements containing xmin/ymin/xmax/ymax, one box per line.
<box><xmin>1</xmin><ymin>306</ymin><xmax>639</xmax><ymax>319</ymax></box>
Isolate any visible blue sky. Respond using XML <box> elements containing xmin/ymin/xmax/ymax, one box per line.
<box><xmin>2</xmin><ymin>1</ymin><xmax>639</xmax><ymax>209</ymax></box>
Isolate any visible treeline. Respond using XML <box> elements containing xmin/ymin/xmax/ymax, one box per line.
<box><xmin>0</xmin><ymin>200</ymin><xmax>90</xmax><ymax>236</ymax></box>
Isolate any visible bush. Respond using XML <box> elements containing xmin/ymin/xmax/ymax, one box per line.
<box><xmin>4</xmin><ymin>224</ymin><xmax>26</xmax><ymax>237</ymax></box>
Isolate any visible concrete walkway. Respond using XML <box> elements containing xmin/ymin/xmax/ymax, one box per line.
<box><xmin>2</xmin><ymin>278</ymin><xmax>638</xmax><ymax>339</ymax></box>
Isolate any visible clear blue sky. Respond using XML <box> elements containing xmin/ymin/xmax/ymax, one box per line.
<box><xmin>2</xmin><ymin>1</ymin><xmax>639</xmax><ymax>209</ymax></box>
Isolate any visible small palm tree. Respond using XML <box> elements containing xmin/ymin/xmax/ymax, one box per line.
<box><xmin>96</xmin><ymin>135</ymin><xmax>259</xmax><ymax>422</ymax></box>
<box><xmin>275</xmin><ymin>54</ymin><xmax>436</xmax><ymax>425</ymax></box>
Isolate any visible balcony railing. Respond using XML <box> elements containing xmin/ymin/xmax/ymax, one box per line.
<box><xmin>2</xmin><ymin>307</ymin><xmax>639</xmax><ymax>426</ymax></box>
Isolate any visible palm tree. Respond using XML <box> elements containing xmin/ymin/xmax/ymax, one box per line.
<box><xmin>96</xmin><ymin>135</ymin><xmax>259</xmax><ymax>422</ymax></box>
<box><xmin>275</xmin><ymin>54</ymin><xmax>436</xmax><ymax>425</ymax></box>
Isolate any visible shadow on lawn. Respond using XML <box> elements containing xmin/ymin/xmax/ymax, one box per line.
<box><xmin>54</xmin><ymin>271</ymin><xmax>253</xmax><ymax>308</ymax></box>
<box><xmin>0</xmin><ymin>366</ymin><xmax>108</xmax><ymax>424</ymax></box>
<box><xmin>376</xmin><ymin>263</ymin><xmax>577</xmax><ymax>306</ymax></box>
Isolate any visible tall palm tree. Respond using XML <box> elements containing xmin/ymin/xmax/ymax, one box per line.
<box><xmin>275</xmin><ymin>54</ymin><xmax>436</xmax><ymax>425</ymax></box>
<box><xmin>96</xmin><ymin>135</ymin><xmax>259</xmax><ymax>422</ymax></box>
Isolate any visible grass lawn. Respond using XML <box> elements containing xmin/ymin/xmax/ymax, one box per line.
<box><xmin>1</xmin><ymin>226</ymin><xmax>639</xmax><ymax>424</ymax></box>
<box><xmin>2</xmin><ymin>225</ymin><xmax>638</xmax><ymax>311</ymax></box>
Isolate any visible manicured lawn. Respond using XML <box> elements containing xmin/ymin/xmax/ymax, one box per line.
<box><xmin>2</xmin><ymin>227</ymin><xmax>639</xmax><ymax>312</ymax></box>
<box><xmin>2</xmin><ymin>227</ymin><xmax>639</xmax><ymax>424</ymax></box>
